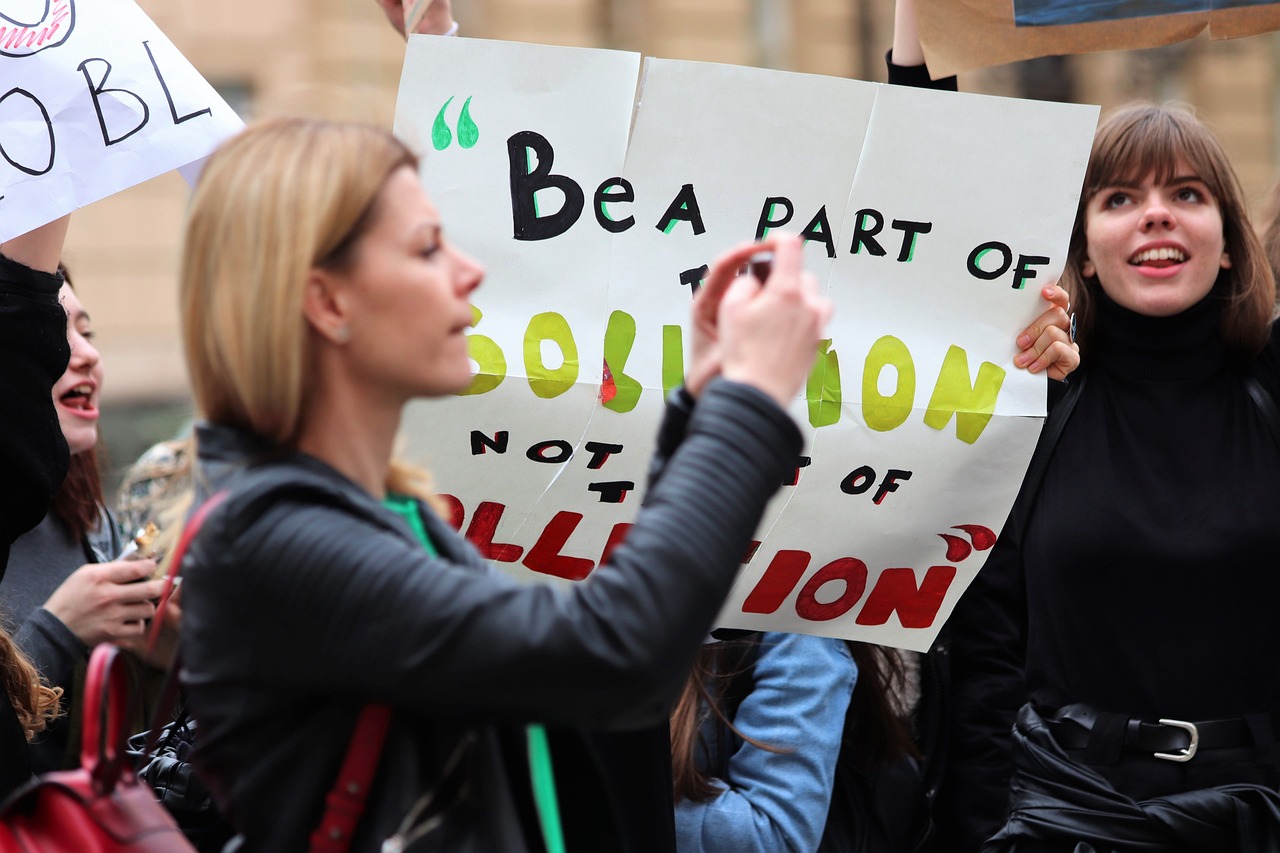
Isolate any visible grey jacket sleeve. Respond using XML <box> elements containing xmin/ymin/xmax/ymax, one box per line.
<box><xmin>185</xmin><ymin>378</ymin><xmax>801</xmax><ymax>730</ymax></box>
<box><xmin>14</xmin><ymin>607</ymin><xmax>87</xmax><ymax>690</ymax></box>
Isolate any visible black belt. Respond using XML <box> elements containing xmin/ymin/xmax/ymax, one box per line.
<box><xmin>1045</xmin><ymin>703</ymin><xmax>1256</xmax><ymax>763</ymax></box>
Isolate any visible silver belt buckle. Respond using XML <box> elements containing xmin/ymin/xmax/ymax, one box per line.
<box><xmin>1153</xmin><ymin>718</ymin><xmax>1199</xmax><ymax>762</ymax></box>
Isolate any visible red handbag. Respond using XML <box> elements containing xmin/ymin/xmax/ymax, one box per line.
<box><xmin>0</xmin><ymin>643</ymin><xmax>196</xmax><ymax>852</ymax></box>
<box><xmin>0</xmin><ymin>490</ymin><xmax>394</xmax><ymax>853</ymax></box>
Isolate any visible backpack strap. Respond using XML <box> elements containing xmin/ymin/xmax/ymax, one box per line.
<box><xmin>1008</xmin><ymin>375</ymin><xmax>1087</xmax><ymax>536</ymax></box>
<box><xmin>1245</xmin><ymin>371</ymin><xmax>1280</xmax><ymax>450</ymax></box>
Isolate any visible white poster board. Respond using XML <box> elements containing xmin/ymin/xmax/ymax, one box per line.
<box><xmin>0</xmin><ymin>0</ymin><xmax>243</xmax><ymax>241</ymax></box>
<box><xmin>395</xmin><ymin>36</ymin><xmax>1098</xmax><ymax>651</ymax></box>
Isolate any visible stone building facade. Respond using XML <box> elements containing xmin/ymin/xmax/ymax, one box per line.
<box><xmin>64</xmin><ymin>0</ymin><xmax>1280</xmax><ymax>468</ymax></box>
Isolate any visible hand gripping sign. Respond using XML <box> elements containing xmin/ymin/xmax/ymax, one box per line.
<box><xmin>394</xmin><ymin>37</ymin><xmax>1097</xmax><ymax>651</ymax></box>
<box><xmin>0</xmin><ymin>0</ymin><xmax>243</xmax><ymax>241</ymax></box>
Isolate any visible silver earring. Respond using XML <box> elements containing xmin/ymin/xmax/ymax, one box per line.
<box><xmin>335</xmin><ymin>326</ymin><xmax>350</xmax><ymax>344</ymax></box>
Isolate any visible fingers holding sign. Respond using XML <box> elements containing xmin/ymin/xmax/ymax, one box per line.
<box><xmin>1015</xmin><ymin>283</ymin><xmax>1079</xmax><ymax>381</ymax></box>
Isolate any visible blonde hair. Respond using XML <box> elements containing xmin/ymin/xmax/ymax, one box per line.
<box><xmin>180</xmin><ymin>118</ymin><xmax>438</xmax><ymax>503</ymax></box>
<box><xmin>1061</xmin><ymin>103</ymin><xmax>1275</xmax><ymax>360</ymax></box>
<box><xmin>182</xmin><ymin>117</ymin><xmax>418</xmax><ymax>446</ymax></box>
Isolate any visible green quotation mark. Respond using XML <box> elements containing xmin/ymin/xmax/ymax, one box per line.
<box><xmin>432</xmin><ymin>96</ymin><xmax>479</xmax><ymax>151</ymax></box>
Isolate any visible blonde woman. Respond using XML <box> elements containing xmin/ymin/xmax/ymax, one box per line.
<box><xmin>176</xmin><ymin>117</ymin><xmax>829</xmax><ymax>853</ymax></box>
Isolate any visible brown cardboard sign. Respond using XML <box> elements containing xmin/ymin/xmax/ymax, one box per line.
<box><xmin>920</xmin><ymin>0</ymin><xmax>1280</xmax><ymax>76</ymax></box>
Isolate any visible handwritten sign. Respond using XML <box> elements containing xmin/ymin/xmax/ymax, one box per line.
<box><xmin>394</xmin><ymin>37</ymin><xmax>1098</xmax><ymax>651</ymax></box>
<box><xmin>0</xmin><ymin>0</ymin><xmax>243</xmax><ymax>241</ymax></box>
<box><xmin>921</xmin><ymin>0</ymin><xmax>1280</xmax><ymax>76</ymax></box>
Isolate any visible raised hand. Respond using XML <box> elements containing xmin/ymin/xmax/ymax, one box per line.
<box><xmin>375</xmin><ymin>0</ymin><xmax>454</xmax><ymax>38</ymax></box>
<box><xmin>716</xmin><ymin>234</ymin><xmax>832</xmax><ymax>408</ymax></box>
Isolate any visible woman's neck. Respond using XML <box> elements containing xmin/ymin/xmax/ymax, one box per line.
<box><xmin>296</xmin><ymin>380</ymin><xmax>401</xmax><ymax>499</ymax></box>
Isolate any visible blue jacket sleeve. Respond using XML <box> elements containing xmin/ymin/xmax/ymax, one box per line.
<box><xmin>675</xmin><ymin>633</ymin><xmax>858</xmax><ymax>853</ymax></box>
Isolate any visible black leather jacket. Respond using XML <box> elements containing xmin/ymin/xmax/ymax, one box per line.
<box><xmin>180</xmin><ymin>378</ymin><xmax>802</xmax><ymax>852</ymax></box>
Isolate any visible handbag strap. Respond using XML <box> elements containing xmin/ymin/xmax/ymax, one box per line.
<box><xmin>308</xmin><ymin>704</ymin><xmax>394</xmax><ymax>853</ymax></box>
<box><xmin>81</xmin><ymin>644</ymin><xmax>132</xmax><ymax>792</ymax></box>
<box><xmin>146</xmin><ymin>490</ymin><xmax>229</xmax><ymax>660</ymax></box>
<box><xmin>140</xmin><ymin>490</ymin><xmax>230</xmax><ymax>755</ymax></box>
<box><xmin>136</xmin><ymin>487</ymin><xmax>394</xmax><ymax>853</ymax></box>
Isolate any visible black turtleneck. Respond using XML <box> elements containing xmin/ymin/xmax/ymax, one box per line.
<box><xmin>1024</xmin><ymin>291</ymin><xmax>1280</xmax><ymax>719</ymax></box>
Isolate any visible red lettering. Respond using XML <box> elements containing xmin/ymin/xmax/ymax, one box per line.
<box><xmin>795</xmin><ymin>557</ymin><xmax>868</xmax><ymax>621</ymax></box>
<box><xmin>953</xmin><ymin>523</ymin><xmax>997</xmax><ymax>551</ymax></box>
<box><xmin>741</xmin><ymin>550</ymin><xmax>811</xmax><ymax>615</ymax></box>
<box><xmin>464</xmin><ymin>501</ymin><xmax>523</xmax><ymax>562</ymax></box>
<box><xmin>939</xmin><ymin>533</ymin><xmax>972</xmax><ymax>563</ymax></box>
<box><xmin>855</xmin><ymin>565</ymin><xmax>956</xmax><ymax>628</ymax></box>
<box><xmin>597</xmin><ymin>522</ymin><xmax>632</xmax><ymax>567</ymax></box>
<box><xmin>522</xmin><ymin>511</ymin><xmax>594</xmax><ymax>581</ymax></box>
<box><xmin>437</xmin><ymin>494</ymin><xmax>465</xmax><ymax>531</ymax></box>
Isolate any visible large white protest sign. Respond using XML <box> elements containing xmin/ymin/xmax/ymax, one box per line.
<box><xmin>0</xmin><ymin>0</ymin><xmax>243</xmax><ymax>241</ymax></box>
<box><xmin>395</xmin><ymin>36</ymin><xmax>1097</xmax><ymax>651</ymax></box>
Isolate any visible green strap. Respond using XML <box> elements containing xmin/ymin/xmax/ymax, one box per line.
<box><xmin>382</xmin><ymin>495</ymin><xmax>566</xmax><ymax>852</ymax></box>
<box><xmin>526</xmin><ymin>724</ymin><xmax>566</xmax><ymax>853</ymax></box>
<box><xmin>382</xmin><ymin>493</ymin><xmax>439</xmax><ymax>557</ymax></box>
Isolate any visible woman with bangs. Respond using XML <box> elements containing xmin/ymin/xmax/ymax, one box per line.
<box><xmin>947</xmin><ymin>103</ymin><xmax>1280</xmax><ymax>850</ymax></box>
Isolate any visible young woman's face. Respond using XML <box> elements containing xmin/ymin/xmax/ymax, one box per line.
<box><xmin>53</xmin><ymin>284</ymin><xmax>103</xmax><ymax>456</ymax></box>
<box><xmin>334</xmin><ymin>166</ymin><xmax>484</xmax><ymax>401</ymax></box>
<box><xmin>1082</xmin><ymin>157</ymin><xmax>1231</xmax><ymax>318</ymax></box>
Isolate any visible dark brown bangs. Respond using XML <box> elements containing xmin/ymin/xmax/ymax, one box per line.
<box><xmin>1084</xmin><ymin>104</ymin><xmax>1235</xmax><ymax>216</ymax></box>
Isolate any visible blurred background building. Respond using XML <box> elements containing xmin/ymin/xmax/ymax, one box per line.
<box><xmin>76</xmin><ymin>0</ymin><xmax>1280</xmax><ymax>491</ymax></box>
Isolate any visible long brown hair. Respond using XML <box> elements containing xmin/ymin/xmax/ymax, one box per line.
<box><xmin>670</xmin><ymin>638</ymin><xmax>918</xmax><ymax>804</ymax></box>
<box><xmin>49</xmin><ymin>449</ymin><xmax>105</xmax><ymax>543</ymax></box>
<box><xmin>0</xmin><ymin>628</ymin><xmax>61</xmax><ymax>740</ymax></box>
<box><xmin>1060</xmin><ymin>103</ymin><xmax>1274</xmax><ymax>360</ymax></box>
<box><xmin>1260</xmin><ymin>180</ymin><xmax>1280</xmax><ymax>309</ymax></box>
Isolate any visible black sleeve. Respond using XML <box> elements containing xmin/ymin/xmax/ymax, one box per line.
<box><xmin>885</xmin><ymin>50</ymin><xmax>958</xmax><ymax>92</ymax></box>
<box><xmin>936</xmin><ymin>501</ymin><xmax>1026</xmax><ymax>850</ymax></box>
<box><xmin>645</xmin><ymin>386</ymin><xmax>696</xmax><ymax>489</ymax></box>
<box><xmin>0</xmin><ymin>254</ymin><xmax>70</xmax><ymax>574</ymax></box>
<box><xmin>186</xmin><ymin>377</ymin><xmax>802</xmax><ymax>731</ymax></box>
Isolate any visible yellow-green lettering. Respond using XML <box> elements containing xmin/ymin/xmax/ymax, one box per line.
<box><xmin>457</xmin><ymin>305</ymin><xmax>506</xmax><ymax>396</ymax></box>
<box><xmin>862</xmin><ymin>336</ymin><xmax>914</xmax><ymax>432</ymax></box>
<box><xmin>923</xmin><ymin>345</ymin><xmax>1005</xmax><ymax>444</ymax></box>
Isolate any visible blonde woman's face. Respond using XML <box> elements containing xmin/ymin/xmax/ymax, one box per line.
<box><xmin>337</xmin><ymin>166</ymin><xmax>484</xmax><ymax>401</ymax></box>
